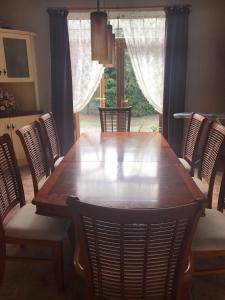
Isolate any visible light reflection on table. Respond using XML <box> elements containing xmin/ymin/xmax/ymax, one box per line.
<box><xmin>33</xmin><ymin>132</ymin><xmax>205</xmax><ymax>217</ymax></box>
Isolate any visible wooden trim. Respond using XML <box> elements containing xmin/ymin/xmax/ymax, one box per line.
<box><xmin>0</xmin><ymin>28</ymin><xmax>36</xmax><ymax>36</ymax></box>
<box><xmin>100</xmin><ymin>75</ymin><xmax>105</xmax><ymax>107</ymax></box>
<box><xmin>74</xmin><ymin>112</ymin><xmax>80</xmax><ymax>139</ymax></box>
<box><xmin>6</xmin><ymin>256</ymin><xmax>52</xmax><ymax>262</ymax></box>
<box><xmin>66</xmin><ymin>5</ymin><xmax>191</xmax><ymax>12</ymax></box>
<box><xmin>193</xmin><ymin>269</ymin><xmax>225</xmax><ymax>276</ymax></box>
<box><xmin>159</xmin><ymin>113</ymin><xmax>163</xmax><ymax>132</ymax></box>
<box><xmin>116</xmin><ymin>39</ymin><xmax>125</xmax><ymax>107</ymax></box>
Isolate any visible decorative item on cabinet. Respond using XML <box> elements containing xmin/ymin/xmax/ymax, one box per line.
<box><xmin>0</xmin><ymin>88</ymin><xmax>16</xmax><ymax>113</ymax></box>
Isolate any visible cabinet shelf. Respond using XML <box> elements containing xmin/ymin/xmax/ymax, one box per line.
<box><xmin>0</xmin><ymin>110</ymin><xmax>43</xmax><ymax>118</ymax></box>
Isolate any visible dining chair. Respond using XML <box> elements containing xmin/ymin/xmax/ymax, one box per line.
<box><xmin>39</xmin><ymin>112</ymin><xmax>63</xmax><ymax>172</ymax></box>
<box><xmin>98</xmin><ymin>106</ymin><xmax>132</xmax><ymax>132</ymax></box>
<box><xmin>190</xmin><ymin>122</ymin><xmax>225</xmax><ymax>274</ymax></box>
<box><xmin>16</xmin><ymin>121</ymin><xmax>50</xmax><ymax>195</ymax></box>
<box><xmin>0</xmin><ymin>133</ymin><xmax>69</xmax><ymax>289</ymax></box>
<box><xmin>67</xmin><ymin>196</ymin><xmax>203</xmax><ymax>300</ymax></box>
<box><xmin>179</xmin><ymin>113</ymin><xmax>207</xmax><ymax>176</ymax></box>
<box><xmin>191</xmin><ymin>121</ymin><xmax>225</xmax><ymax>210</ymax></box>
<box><xmin>192</xmin><ymin>207</ymin><xmax>225</xmax><ymax>276</ymax></box>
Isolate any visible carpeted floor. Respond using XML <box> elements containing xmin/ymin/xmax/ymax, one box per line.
<box><xmin>1</xmin><ymin>167</ymin><xmax>225</xmax><ymax>300</ymax></box>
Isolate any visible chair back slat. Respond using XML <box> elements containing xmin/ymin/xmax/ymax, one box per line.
<box><xmin>99</xmin><ymin>107</ymin><xmax>132</xmax><ymax>132</ymax></box>
<box><xmin>68</xmin><ymin>198</ymin><xmax>203</xmax><ymax>300</ymax></box>
<box><xmin>199</xmin><ymin>122</ymin><xmax>225</xmax><ymax>184</ymax></box>
<box><xmin>0</xmin><ymin>134</ymin><xmax>25</xmax><ymax>222</ymax></box>
<box><xmin>183</xmin><ymin>113</ymin><xmax>207</xmax><ymax>163</ymax></box>
<box><xmin>39</xmin><ymin>112</ymin><xmax>61</xmax><ymax>170</ymax></box>
<box><xmin>16</xmin><ymin>121</ymin><xmax>49</xmax><ymax>195</ymax></box>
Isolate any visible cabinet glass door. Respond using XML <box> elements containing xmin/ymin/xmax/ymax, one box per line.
<box><xmin>3</xmin><ymin>37</ymin><xmax>29</xmax><ymax>78</ymax></box>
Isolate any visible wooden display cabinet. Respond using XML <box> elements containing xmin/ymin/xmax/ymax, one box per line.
<box><xmin>0</xmin><ymin>28</ymin><xmax>40</xmax><ymax>111</ymax></box>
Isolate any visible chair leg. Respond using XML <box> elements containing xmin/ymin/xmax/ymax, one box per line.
<box><xmin>178</xmin><ymin>254</ymin><xmax>194</xmax><ymax>300</ymax></box>
<box><xmin>189</xmin><ymin>165</ymin><xmax>195</xmax><ymax>177</ymax></box>
<box><xmin>0</xmin><ymin>243</ymin><xmax>6</xmax><ymax>286</ymax></box>
<box><xmin>217</xmin><ymin>174</ymin><xmax>225</xmax><ymax>212</ymax></box>
<box><xmin>207</xmin><ymin>186</ymin><xmax>213</xmax><ymax>209</ymax></box>
<box><xmin>67</xmin><ymin>223</ymin><xmax>75</xmax><ymax>252</ymax></box>
<box><xmin>52</xmin><ymin>241</ymin><xmax>64</xmax><ymax>290</ymax></box>
<box><xmin>217</xmin><ymin>197</ymin><xmax>224</xmax><ymax>213</ymax></box>
<box><xmin>177</xmin><ymin>273</ymin><xmax>192</xmax><ymax>300</ymax></box>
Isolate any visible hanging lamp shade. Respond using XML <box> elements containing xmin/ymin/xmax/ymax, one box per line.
<box><xmin>107</xmin><ymin>24</ymin><xmax>113</xmax><ymax>65</ymax></box>
<box><xmin>100</xmin><ymin>24</ymin><xmax>113</xmax><ymax>66</ymax></box>
<box><xmin>111</xmin><ymin>33</ymin><xmax>116</xmax><ymax>67</ymax></box>
<box><xmin>103</xmin><ymin>32</ymin><xmax>115</xmax><ymax>68</ymax></box>
<box><xmin>91</xmin><ymin>10</ymin><xmax>108</xmax><ymax>61</ymax></box>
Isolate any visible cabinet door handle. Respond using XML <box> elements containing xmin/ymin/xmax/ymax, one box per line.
<box><xmin>3</xmin><ymin>69</ymin><xmax>6</xmax><ymax>76</ymax></box>
<box><xmin>11</xmin><ymin>124</ymin><xmax>15</xmax><ymax>130</ymax></box>
<box><xmin>6</xmin><ymin>124</ymin><xmax>10</xmax><ymax>130</ymax></box>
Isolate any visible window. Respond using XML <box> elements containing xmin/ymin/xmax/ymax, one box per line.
<box><xmin>68</xmin><ymin>11</ymin><xmax>165</xmax><ymax>134</ymax></box>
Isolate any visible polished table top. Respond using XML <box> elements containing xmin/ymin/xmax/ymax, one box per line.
<box><xmin>33</xmin><ymin>132</ymin><xmax>205</xmax><ymax>217</ymax></box>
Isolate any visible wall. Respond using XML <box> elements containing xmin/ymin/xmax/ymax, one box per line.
<box><xmin>186</xmin><ymin>0</ymin><xmax>225</xmax><ymax>112</ymax></box>
<box><xmin>1</xmin><ymin>0</ymin><xmax>225</xmax><ymax>113</ymax></box>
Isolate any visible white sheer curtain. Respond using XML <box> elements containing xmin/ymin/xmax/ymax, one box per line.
<box><xmin>68</xmin><ymin>18</ymin><xmax>104</xmax><ymax>113</ymax></box>
<box><xmin>120</xmin><ymin>17</ymin><xmax>165</xmax><ymax>113</ymax></box>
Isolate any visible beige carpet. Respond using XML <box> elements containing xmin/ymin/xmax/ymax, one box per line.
<box><xmin>1</xmin><ymin>167</ymin><xmax>225</xmax><ymax>300</ymax></box>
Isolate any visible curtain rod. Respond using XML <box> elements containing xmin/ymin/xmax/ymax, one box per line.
<box><xmin>48</xmin><ymin>4</ymin><xmax>191</xmax><ymax>12</ymax></box>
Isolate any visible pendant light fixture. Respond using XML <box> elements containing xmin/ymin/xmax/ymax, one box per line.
<box><xmin>111</xmin><ymin>33</ymin><xmax>116</xmax><ymax>67</ymax></box>
<box><xmin>99</xmin><ymin>23</ymin><xmax>113</xmax><ymax>66</ymax></box>
<box><xmin>106</xmin><ymin>0</ymin><xmax>115</xmax><ymax>67</ymax></box>
<box><xmin>99</xmin><ymin>0</ymin><xmax>115</xmax><ymax>67</ymax></box>
<box><xmin>91</xmin><ymin>0</ymin><xmax>108</xmax><ymax>61</ymax></box>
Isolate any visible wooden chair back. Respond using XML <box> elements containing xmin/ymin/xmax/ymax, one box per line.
<box><xmin>0</xmin><ymin>134</ymin><xmax>24</xmax><ymax>286</ymax></box>
<box><xmin>0</xmin><ymin>134</ymin><xmax>25</xmax><ymax>224</ymax></box>
<box><xmin>98</xmin><ymin>106</ymin><xmax>132</xmax><ymax>132</ymax></box>
<box><xmin>183</xmin><ymin>113</ymin><xmax>207</xmax><ymax>175</ymax></box>
<box><xmin>39</xmin><ymin>112</ymin><xmax>61</xmax><ymax>171</ymax></box>
<box><xmin>67</xmin><ymin>197</ymin><xmax>203</xmax><ymax>300</ymax></box>
<box><xmin>198</xmin><ymin>122</ymin><xmax>225</xmax><ymax>207</ymax></box>
<box><xmin>16</xmin><ymin>121</ymin><xmax>49</xmax><ymax>195</ymax></box>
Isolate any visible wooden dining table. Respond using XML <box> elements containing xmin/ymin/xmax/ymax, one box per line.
<box><xmin>33</xmin><ymin>132</ymin><xmax>205</xmax><ymax>218</ymax></box>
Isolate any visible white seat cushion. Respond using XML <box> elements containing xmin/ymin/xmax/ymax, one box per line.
<box><xmin>4</xmin><ymin>204</ymin><xmax>70</xmax><ymax>241</ymax></box>
<box><xmin>179</xmin><ymin>158</ymin><xmax>191</xmax><ymax>173</ymax></box>
<box><xmin>192</xmin><ymin>209</ymin><xmax>225</xmax><ymax>251</ymax></box>
<box><xmin>192</xmin><ymin>177</ymin><xmax>208</xmax><ymax>197</ymax></box>
<box><xmin>54</xmin><ymin>156</ymin><xmax>64</xmax><ymax>168</ymax></box>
